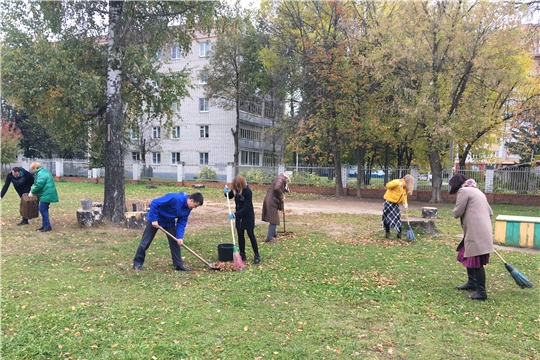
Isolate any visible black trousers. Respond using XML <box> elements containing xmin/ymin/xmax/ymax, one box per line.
<box><xmin>133</xmin><ymin>222</ymin><xmax>184</xmax><ymax>268</ymax></box>
<box><xmin>237</xmin><ymin>228</ymin><xmax>259</xmax><ymax>255</ymax></box>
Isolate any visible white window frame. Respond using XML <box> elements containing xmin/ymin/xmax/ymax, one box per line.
<box><xmin>171</xmin><ymin>152</ymin><xmax>181</xmax><ymax>164</ymax></box>
<box><xmin>199</xmin><ymin>98</ymin><xmax>209</xmax><ymax>112</ymax></box>
<box><xmin>156</xmin><ymin>49</ymin><xmax>161</xmax><ymax>61</ymax></box>
<box><xmin>199</xmin><ymin>41</ymin><xmax>210</xmax><ymax>57</ymax></box>
<box><xmin>172</xmin><ymin>102</ymin><xmax>180</xmax><ymax>114</ymax></box>
<box><xmin>152</xmin><ymin>152</ymin><xmax>161</xmax><ymax>164</ymax></box>
<box><xmin>130</xmin><ymin>128</ymin><xmax>140</xmax><ymax>140</ymax></box>
<box><xmin>240</xmin><ymin>150</ymin><xmax>260</xmax><ymax>166</ymax></box>
<box><xmin>199</xmin><ymin>125</ymin><xmax>209</xmax><ymax>138</ymax></box>
<box><xmin>199</xmin><ymin>152</ymin><xmax>209</xmax><ymax>165</ymax></box>
<box><xmin>171</xmin><ymin>45</ymin><xmax>180</xmax><ymax>60</ymax></box>
<box><xmin>152</xmin><ymin>127</ymin><xmax>161</xmax><ymax>139</ymax></box>
<box><xmin>132</xmin><ymin>152</ymin><xmax>141</xmax><ymax>161</ymax></box>
<box><xmin>199</xmin><ymin>71</ymin><xmax>208</xmax><ymax>84</ymax></box>
<box><xmin>171</xmin><ymin>126</ymin><xmax>180</xmax><ymax>139</ymax></box>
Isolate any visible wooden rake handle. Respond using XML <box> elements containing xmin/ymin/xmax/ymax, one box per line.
<box><xmin>157</xmin><ymin>226</ymin><xmax>213</xmax><ymax>268</ymax></box>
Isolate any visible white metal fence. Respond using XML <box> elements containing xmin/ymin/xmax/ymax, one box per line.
<box><xmin>5</xmin><ymin>157</ymin><xmax>540</xmax><ymax>195</ymax></box>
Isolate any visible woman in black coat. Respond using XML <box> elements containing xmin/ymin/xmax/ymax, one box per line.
<box><xmin>224</xmin><ymin>175</ymin><xmax>260</xmax><ymax>264</ymax></box>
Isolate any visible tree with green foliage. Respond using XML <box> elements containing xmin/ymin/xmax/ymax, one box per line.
<box><xmin>203</xmin><ymin>3</ymin><xmax>268</xmax><ymax>174</ymax></box>
<box><xmin>1</xmin><ymin>0</ymin><xmax>218</xmax><ymax>221</ymax></box>
<box><xmin>384</xmin><ymin>1</ymin><xmax>530</xmax><ymax>202</ymax></box>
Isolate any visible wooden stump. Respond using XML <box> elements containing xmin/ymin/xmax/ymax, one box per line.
<box><xmin>403</xmin><ymin>216</ymin><xmax>439</xmax><ymax>235</ymax></box>
<box><xmin>146</xmin><ymin>185</ymin><xmax>157</xmax><ymax>189</ymax></box>
<box><xmin>124</xmin><ymin>211</ymin><xmax>148</xmax><ymax>229</ymax></box>
<box><xmin>76</xmin><ymin>207</ymin><xmax>104</xmax><ymax>227</ymax></box>
<box><xmin>192</xmin><ymin>184</ymin><xmax>205</xmax><ymax>189</ymax></box>
<box><xmin>422</xmin><ymin>207</ymin><xmax>438</xmax><ymax>219</ymax></box>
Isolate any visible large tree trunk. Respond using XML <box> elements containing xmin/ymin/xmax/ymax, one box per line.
<box><xmin>103</xmin><ymin>0</ymin><xmax>126</xmax><ymax>222</ymax></box>
<box><xmin>356</xmin><ymin>145</ymin><xmax>366</xmax><ymax>198</ymax></box>
<box><xmin>429</xmin><ymin>150</ymin><xmax>444</xmax><ymax>203</ymax></box>
<box><xmin>333</xmin><ymin>145</ymin><xmax>345</xmax><ymax>196</ymax></box>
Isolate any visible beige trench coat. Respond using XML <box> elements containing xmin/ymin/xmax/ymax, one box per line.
<box><xmin>453</xmin><ymin>187</ymin><xmax>494</xmax><ymax>257</ymax></box>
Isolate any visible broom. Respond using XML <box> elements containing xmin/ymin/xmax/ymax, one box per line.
<box><xmin>404</xmin><ymin>207</ymin><xmax>415</xmax><ymax>241</ymax></box>
<box><xmin>493</xmin><ymin>250</ymin><xmax>534</xmax><ymax>289</ymax></box>
<box><xmin>226</xmin><ymin>191</ymin><xmax>244</xmax><ymax>270</ymax></box>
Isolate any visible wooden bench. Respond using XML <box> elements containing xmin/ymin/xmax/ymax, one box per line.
<box><xmin>494</xmin><ymin>215</ymin><xmax>540</xmax><ymax>249</ymax></box>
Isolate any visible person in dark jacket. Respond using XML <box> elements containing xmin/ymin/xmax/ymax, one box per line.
<box><xmin>224</xmin><ymin>175</ymin><xmax>260</xmax><ymax>264</ymax></box>
<box><xmin>450</xmin><ymin>174</ymin><xmax>494</xmax><ymax>301</ymax></box>
<box><xmin>133</xmin><ymin>192</ymin><xmax>203</xmax><ymax>271</ymax></box>
<box><xmin>29</xmin><ymin>162</ymin><xmax>59</xmax><ymax>232</ymax></box>
<box><xmin>261</xmin><ymin>171</ymin><xmax>291</xmax><ymax>243</ymax></box>
<box><xmin>1</xmin><ymin>167</ymin><xmax>35</xmax><ymax>225</ymax></box>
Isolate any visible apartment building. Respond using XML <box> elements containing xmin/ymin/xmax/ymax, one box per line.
<box><xmin>124</xmin><ymin>34</ymin><xmax>283</xmax><ymax>180</ymax></box>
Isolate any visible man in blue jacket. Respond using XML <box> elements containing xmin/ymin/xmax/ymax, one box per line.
<box><xmin>133</xmin><ymin>192</ymin><xmax>204</xmax><ymax>271</ymax></box>
<box><xmin>1</xmin><ymin>167</ymin><xmax>35</xmax><ymax>226</ymax></box>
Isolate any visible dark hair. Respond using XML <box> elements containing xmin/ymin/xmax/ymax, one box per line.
<box><xmin>189</xmin><ymin>192</ymin><xmax>204</xmax><ymax>206</ymax></box>
<box><xmin>449</xmin><ymin>174</ymin><xmax>468</xmax><ymax>195</ymax></box>
<box><xmin>12</xmin><ymin>167</ymin><xmax>22</xmax><ymax>173</ymax></box>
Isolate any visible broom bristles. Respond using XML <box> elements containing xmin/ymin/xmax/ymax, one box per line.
<box><xmin>505</xmin><ymin>263</ymin><xmax>533</xmax><ymax>288</ymax></box>
<box><xmin>406</xmin><ymin>226</ymin><xmax>415</xmax><ymax>241</ymax></box>
<box><xmin>232</xmin><ymin>245</ymin><xmax>244</xmax><ymax>270</ymax></box>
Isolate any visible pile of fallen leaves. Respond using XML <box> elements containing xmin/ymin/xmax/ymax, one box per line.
<box><xmin>277</xmin><ymin>232</ymin><xmax>296</xmax><ymax>239</ymax></box>
<box><xmin>211</xmin><ymin>261</ymin><xmax>238</xmax><ymax>272</ymax></box>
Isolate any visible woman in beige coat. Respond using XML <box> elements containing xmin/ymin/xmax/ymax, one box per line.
<box><xmin>450</xmin><ymin>174</ymin><xmax>494</xmax><ymax>301</ymax></box>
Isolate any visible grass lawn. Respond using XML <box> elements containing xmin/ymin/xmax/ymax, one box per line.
<box><xmin>1</xmin><ymin>181</ymin><xmax>539</xmax><ymax>359</ymax></box>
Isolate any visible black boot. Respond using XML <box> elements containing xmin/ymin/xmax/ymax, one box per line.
<box><xmin>253</xmin><ymin>254</ymin><xmax>261</xmax><ymax>264</ymax></box>
<box><xmin>240</xmin><ymin>252</ymin><xmax>247</xmax><ymax>261</ymax></box>
<box><xmin>456</xmin><ymin>268</ymin><xmax>477</xmax><ymax>291</ymax></box>
<box><xmin>468</xmin><ymin>267</ymin><xmax>487</xmax><ymax>301</ymax></box>
<box><xmin>385</xmin><ymin>232</ymin><xmax>391</xmax><ymax>239</ymax></box>
<box><xmin>396</xmin><ymin>232</ymin><xmax>402</xmax><ymax>239</ymax></box>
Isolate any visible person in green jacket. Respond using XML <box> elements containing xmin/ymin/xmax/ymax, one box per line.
<box><xmin>29</xmin><ymin>162</ymin><xmax>59</xmax><ymax>232</ymax></box>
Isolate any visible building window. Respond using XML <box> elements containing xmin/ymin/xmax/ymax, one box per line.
<box><xmin>240</xmin><ymin>124</ymin><xmax>262</xmax><ymax>141</ymax></box>
<box><xmin>152</xmin><ymin>152</ymin><xmax>161</xmax><ymax>164</ymax></box>
<box><xmin>199</xmin><ymin>41</ymin><xmax>210</xmax><ymax>57</ymax></box>
<box><xmin>199</xmin><ymin>98</ymin><xmax>209</xmax><ymax>112</ymax></box>
<box><xmin>172</xmin><ymin>102</ymin><xmax>180</xmax><ymax>114</ymax></box>
<box><xmin>130</xmin><ymin>128</ymin><xmax>139</xmax><ymax>140</ymax></box>
<box><xmin>171</xmin><ymin>152</ymin><xmax>181</xmax><ymax>164</ymax></box>
<box><xmin>171</xmin><ymin>126</ymin><xmax>180</xmax><ymax>139</ymax></box>
<box><xmin>152</xmin><ymin>127</ymin><xmax>161</xmax><ymax>139</ymax></box>
<box><xmin>199</xmin><ymin>71</ymin><xmax>208</xmax><ymax>84</ymax></box>
<box><xmin>171</xmin><ymin>45</ymin><xmax>180</xmax><ymax>60</ymax></box>
<box><xmin>156</xmin><ymin>49</ymin><xmax>161</xmax><ymax>61</ymax></box>
<box><xmin>199</xmin><ymin>125</ymin><xmax>209</xmax><ymax>138</ymax></box>
<box><xmin>132</xmin><ymin>152</ymin><xmax>141</xmax><ymax>161</ymax></box>
<box><xmin>199</xmin><ymin>152</ymin><xmax>209</xmax><ymax>165</ymax></box>
<box><xmin>241</xmin><ymin>151</ymin><xmax>260</xmax><ymax>166</ymax></box>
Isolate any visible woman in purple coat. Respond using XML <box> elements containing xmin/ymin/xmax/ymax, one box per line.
<box><xmin>449</xmin><ymin>174</ymin><xmax>494</xmax><ymax>301</ymax></box>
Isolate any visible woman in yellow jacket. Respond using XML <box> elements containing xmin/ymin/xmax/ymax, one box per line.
<box><xmin>382</xmin><ymin>174</ymin><xmax>414</xmax><ymax>239</ymax></box>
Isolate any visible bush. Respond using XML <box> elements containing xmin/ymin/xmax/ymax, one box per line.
<box><xmin>197</xmin><ymin>166</ymin><xmax>217</xmax><ymax>181</ymax></box>
<box><xmin>240</xmin><ymin>168</ymin><xmax>275</xmax><ymax>184</ymax></box>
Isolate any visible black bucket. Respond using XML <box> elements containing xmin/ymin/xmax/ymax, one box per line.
<box><xmin>217</xmin><ymin>243</ymin><xmax>234</xmax><ymax>262</ymax></box>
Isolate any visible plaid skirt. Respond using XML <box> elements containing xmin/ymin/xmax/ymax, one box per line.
<box><xmin>456</xmin><ymin>241</ymin><xmax>490</xmax><ymax>268</ymax></box>
<box><xmin>382</xmin><ymin>200</ymin><xmax>401</xmax><ymax>232</ymax></box>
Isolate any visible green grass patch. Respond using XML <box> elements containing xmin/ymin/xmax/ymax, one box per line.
<box><xmin>1</xmin><ymin>182</ymin><xmax>538</xmax><ymax>359</ymax></box>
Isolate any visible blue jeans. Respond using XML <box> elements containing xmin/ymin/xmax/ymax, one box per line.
<box><xmin>133</xmin><ymin>222</ymin><xmax>184</xmax><ymax>268</ymax></box>
<box><xmin>39</xmin><ymin>202</ymin><xmax>51</xmax><ymax>228</ymax></box>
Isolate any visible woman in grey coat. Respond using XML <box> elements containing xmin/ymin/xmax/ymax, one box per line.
<box><xmin>450</xmin><ymin>174</ymin><xmax>494</xmax><ymax>300</ymax></box>
<box><xmin>261</xmin><ymin>171</ymin><xmax>291</xmax><ymax>242</ymax></box>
